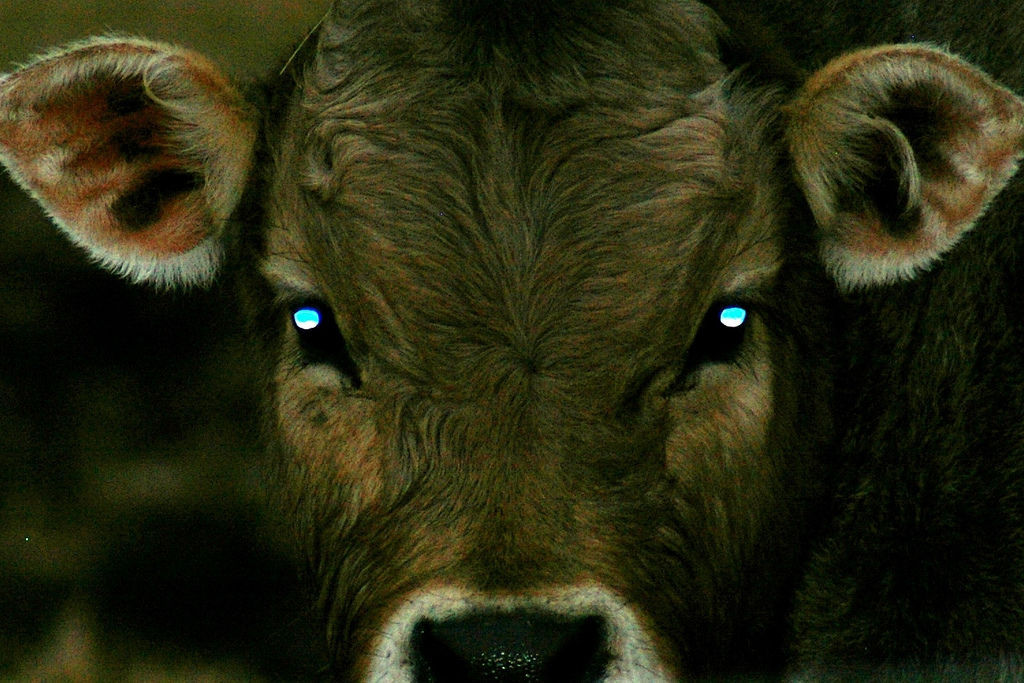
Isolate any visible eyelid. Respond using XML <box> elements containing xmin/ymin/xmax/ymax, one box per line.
<box><xmin>273</xmin><ymin>285</ymin><xmax>327</xmax><ymax>311</ymax></box>
<box><xmin>262</xmin><ymin>253</ymin><xmax>320</xmax><ymax>295</ymax></box>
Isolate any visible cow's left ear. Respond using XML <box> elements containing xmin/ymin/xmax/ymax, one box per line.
<box><xmin>0</xmin><ymin>37</ymin><xmax>257</xmax><ymax>287</ymax></box>
<box><xmin>786</xmin><ymin>44</ymin><xmax>1024</xmax><ymax>289</ymax></box>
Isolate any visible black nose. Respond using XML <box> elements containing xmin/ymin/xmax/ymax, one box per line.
<box><xmin>411</xmin><ymin>611</ymin><xmax>610</xmax><ymax>682</ymax></box>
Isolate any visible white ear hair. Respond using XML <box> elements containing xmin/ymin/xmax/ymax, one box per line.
<box><xmin>0</xmin><ymin>36</ymin><xmax>257</xmax><ymax>287</ymax></box>
<box><xmin>786</xmin><ymin>44</ymin><xmax>1024</xmax><ymax>289</ymax></box>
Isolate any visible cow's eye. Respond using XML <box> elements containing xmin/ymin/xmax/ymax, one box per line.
<box><xmin>667</xmin><ymin>303</ymin><xmax>750</xmax><ymax>394</ymax></box>
<box><xmin>289</xmin><ymin>301</ymin><xmax>362</xmax><ymax>388</ymax></box>
<box><xmin>688</xmin><ymin>303</ymin><xmax>749</xmax><ymax>366</ymax></box>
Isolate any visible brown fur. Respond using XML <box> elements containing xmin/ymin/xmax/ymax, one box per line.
<box><xmin>5</xmin><ymin>0</ymin><xmax>1024</xmax><ymax>678</ymax></box>
<box><xmin>251</xmin><ymin>2</ymin><xmax>832</xmax><ymax>676</ymax></box>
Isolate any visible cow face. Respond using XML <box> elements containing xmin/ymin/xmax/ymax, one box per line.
<box><xmin>255</xmin><ymin>5</ymin><xmax>827</xmax><ymax>676</ymax></box>
<box><xmin>1</xmin><ymin>1</ymin><xmax>1021</xmax><ymax>679</ymax></box>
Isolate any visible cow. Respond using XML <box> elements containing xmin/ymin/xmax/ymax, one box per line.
<box><xmin>2</xmin><ymin>0</ymin><xmax>1023</xmax><ymax>679</ymax></box>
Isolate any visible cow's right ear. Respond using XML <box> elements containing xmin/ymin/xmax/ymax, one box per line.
<box><xmin>786</xmin><ymin>44</ymin><xmax>1024</xmax><ymax>290</ymax></box>
<box><xmin>0</xmin><ymin>37</ymin><xmax>256</xmax><ymax>287</ymax></box>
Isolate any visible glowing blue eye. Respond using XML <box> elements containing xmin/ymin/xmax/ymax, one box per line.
<box><xmin>292</xmin><ymin>307</ymin><xmax>322</xmax><ymax>331</ymax></box>
<box><xmin>719</xmin><ymin>306</ymin><xmax>747</xmax><ymax>328</ymax></box>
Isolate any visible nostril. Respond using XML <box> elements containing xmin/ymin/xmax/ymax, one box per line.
<box><xmin>411</xmin><ymin>611</ymin><xmax>610</xmax><ymax>683</ymax></box>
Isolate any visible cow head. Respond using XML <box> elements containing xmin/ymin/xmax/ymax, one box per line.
<box><xmin>2</xmin><ymin>1</ymin><xmax>1021</xmax><ymax>679</ymax></box>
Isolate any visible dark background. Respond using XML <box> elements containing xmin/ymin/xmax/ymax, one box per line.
<box><xmin>1</xmin><ymin>2</ymin><xmax>331</xmax><ymax>679</ymax></box>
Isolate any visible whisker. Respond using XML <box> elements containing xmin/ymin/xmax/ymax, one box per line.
<box><xmin>279</xmin><ymin>7</ymin><xmax>330</xmax><ymax>78</ymax></box>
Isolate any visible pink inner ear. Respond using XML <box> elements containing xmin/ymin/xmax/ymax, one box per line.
<box><xmin>0</xmin><ymin>37</ymin><xmax>255</xmax><ymax>286</ymax></box>
<box><xmin>0</xmin><ymin>70</ymin><xmax>208</xmax><ymax>256</ymax></box>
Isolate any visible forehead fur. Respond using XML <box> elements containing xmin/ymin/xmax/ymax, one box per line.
<box><xmin>264</xmin><ymin>0</ymin><xmax>786</xmax><ymax>399</ymax></box>
<box><xmin>316</xmin><ymin>0</ymin><xmax>726</xmax><ymax>102</ymax></box>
